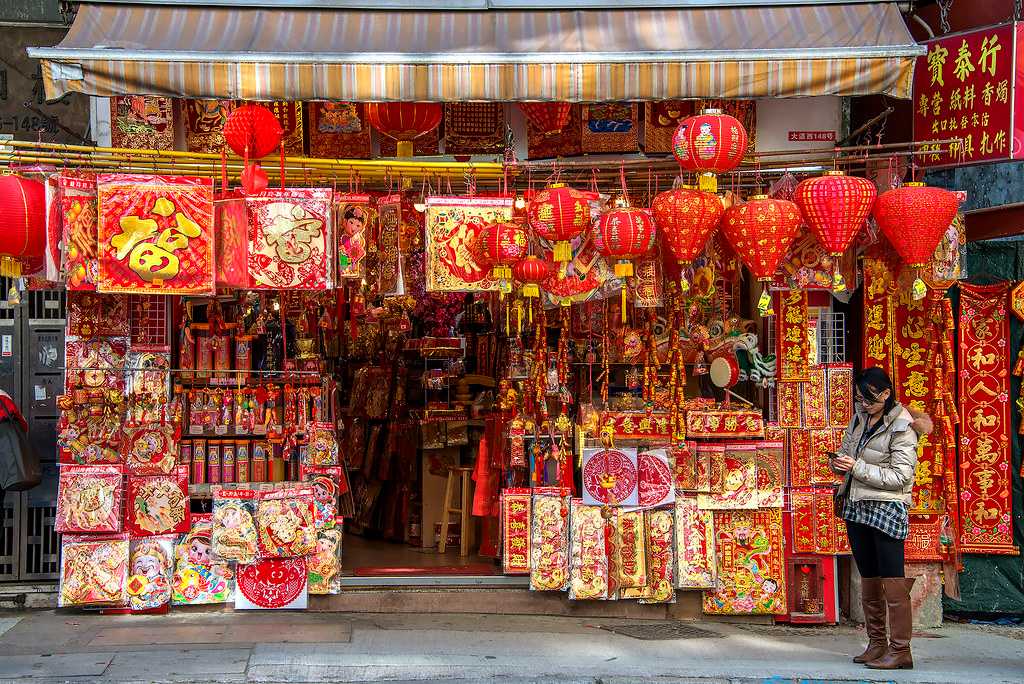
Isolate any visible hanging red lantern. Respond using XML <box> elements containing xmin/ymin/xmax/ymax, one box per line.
<box><xmin>512</xmin><ymin>255</ymin><xmax>552</xmax><ymax>326</ymax></box>
<box><xmin>527</xmin><ymin>184</ymin><xmax>591</xmax><ymax>263</ymax></box>
<box><xmin>793</xmin><ymin>170</ymin><xmax>876</xmax><ymax>290</ymax></box>
<box><xmin>672</xmin><ymin>109</ymin><xmax>748</xmax><ymax>193</ymax></box>
<box><xmin>873</xmin><ymin>182</ymin><xmax>961</xmax><ymax>299</ymax></box>
<box><xmin>365</xmin><ymin>103</ymin><xmax>442</xmax><ymax>158</ymax></box>
<box><xmin>651</xmin><ymin>186</ymin><xmax>723</xmax><ymax>290</ymax></box>
<box><xmin>595</xmin><ymin>206</ymin><xmax>656</xmax><ymax>322</ymax></box>
<box><xmin>223</xmin><ymin>104</ymin><xmax>283</xmax><ymax>159</ymax></box>
<box><xmin>721</xmin><ymin>195</ymin><xmax>803</xmax><ymax>315</ymax></box>
<box><xmin>0</xmin><ymin>175</ymin><xmax>46</xmax><ymax>277</ymax></box>
<box><xmin>518</xmin><ymin>103</ymin><xmax>572</xmax><ymax>136</ymax></box>
<box><xmin>472</xmin><ymin>221</ymin><xmax>529</xmax><ymax>291</ymax></box>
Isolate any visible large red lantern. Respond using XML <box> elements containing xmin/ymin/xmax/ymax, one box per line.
<box><xmin>527</xmin><ymin>184</ymin><xmax>591</xmax><ymax>263</ymax></box>
<box><xmin>721</xmin><ymin>195</ymin><xmax>803</xmax><ymax>315</ymax></box>
<box><xmin>365</xmin><ymin>103</ymin><xmax>442</xmax><ymax>158</ymax></box>
<box><xmin>793</xmin><ymin>170</ymin><xmax>876</xmax><ymax>289</ymax></box>
<box><xmin>518</xmin><ymin>103</ymin><xmax>572</xmax><ymax>136</ymax></box>
<box><xmin>594</xmin><ymin>207</ymin><xmax>657</xmax><ymax>277</ymax></box>
<box><xmin>672</xmin><ymin>109</ymin><xmax>748</xmax><ymax>193</ymax></box>
<box><xmin>873</xmin><ymin>182</ymin><xmax>961</xmax><ymax>298</ymax></box>
<box><xmin>0</xmin><ymin>175</ymin><xmax>46</xmax><ymax>277</ymax></box>
<box><xmin>473</xmin><ymin>221</ymin><xmax>529</xmax><ymax>291</ymax></box>
<box><xmin>223</xmin><ymin>104</ymin><xmax>283</xmax><ymax>159</ymax></box>
<box><xmin>651</xmin><ymin>186</ymin><xmax>724</xmax><ymax>290</ymax></box>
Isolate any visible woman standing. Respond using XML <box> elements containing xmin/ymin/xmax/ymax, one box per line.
<box><xmin>831</xmin><ymin>367</ymin><xmax>929</xmax><ymax>671</ymax></box>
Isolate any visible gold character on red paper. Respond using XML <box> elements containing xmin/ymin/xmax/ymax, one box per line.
<box><xmin>927</xmin><ymin>43</ymin><xmax>948</xmax><ymax>86</ymax></box>
<box><xmin>111</xmin><ymin>197</ymin><xmax>200</xmax><ymax>283</ymax></box>
<box><xmin>968</xmin><ymin>347</ymin><xmax>996</xmax><ymax>370</ymax></box>
<box><xmin>964</xmin><ymin>84</ymin><xmax>976</xmax><ymax>109</ymax></box>
<box><xmin>931</xmin><ymin>92</ymin><xmax>943</xmax><ymax>116</ymax></box>
<box><xmin>977</xmin><ymin>34</ymin><xmax>1002</xmax><ymax>77</ymax></box>
<box><xmin>983</xmin><ymin>82</ymin><xmax>994</xmax><ymax>106</ymax></box>
<box><xmin>904</xmin><ymin>371</ymin><xmax>929</xmax><ymax>399</ymax></box>
<box><xmin>954</xmin><ymin>40</ymin><xmax>975</xmax><ymax>82</ymax></box>
<box><xmin>969</xmin><ymin>408</ymin><xmax>997</xmax><ymax>431</ymax></box>
<box><xmin>997</xmin><ymin>80</ymin><xmax>1009</xmax><ymax>104</ymax></box>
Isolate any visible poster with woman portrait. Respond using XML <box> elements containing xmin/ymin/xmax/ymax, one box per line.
<box><xmin>334</xmin><ymin>194</ymin><xmax>375</xmax><ymax>279</ymax></box>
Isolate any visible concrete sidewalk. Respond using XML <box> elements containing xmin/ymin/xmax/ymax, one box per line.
<box><xmin>0</xmin><ymin>610</ymin><xmax>1020</xmax><ymax>684</ymax></box>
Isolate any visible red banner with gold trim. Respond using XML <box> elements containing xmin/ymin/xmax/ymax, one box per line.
<box><xmin>777</xmin><ymin>381</ymin><xmax>802</xmax><ymax>429</ymax></box>
<box><xmin>862</xmin><ymin>257</ymin><xmax>894</xmax><ymax>374</ymax></box>
<box><xmin>685</xmin><ymin>410</ymin><xmax>764</xmax><ymax>439</ymax></box>
<box><xmin>791</xmin><ymin>487</ymin><xmax>815</xmax><ymax>554</ymax></box>
<box><xmin>802</xmin><ymin>365</ymin><xmax>828</xmax><ymax>429</ymax></box>
<box><xmin>788</xmin><ymin>428</ymin><xmax>813</xmax><ymax>488</ymax></box>
<box><xmin>825</xmin><ymin>364</ymin><xmax>854</xmax><ymax>429</ymax></box>
<box><xmin>501</xmin><ymin>488</ymin><xmax>531</xmax><ymax>574</ymax></box>
<box><xmin>777</xmin><ymin>289</ymin><xmax>810</xmax><ymax>382</ymax></box>
<box><xmin>906</xmin><ymin>514</ymin><xmax>944</xmax><ymax>562</ymax></box>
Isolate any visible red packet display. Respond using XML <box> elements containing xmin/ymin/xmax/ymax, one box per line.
<box><xmin>637</xmin><ymin>448</ymin><xmax>675</xmax><ymax>508</ymax></box>
<box><xmin>501</xmin><ymin>488</ymin><xmax>531</xmax><ymax>575</ymax></box>
<box><xmin>123</xmin><ymin>423</ymin><xmax>177</xmax><ymax>475</ymax></box>
<box><xmin>211</xmin><ymin>488</ymin><xmax>259</xmax><ymax>564</ymax></box>
<box><xmin>172</xmin><ymin>514</ymin><xmax>235</xmax><ymax>605</ymax></box>
<box><xmin>65</xmin><ymin>338</ymin><xmax>127</xmax><ymax>391</ymax></box>
<box><xmin>235</xmin><ymin>557</ymin><xmax>308</xmax><ymax>610</ymax></box>
<box><xmin>530</xmin><ymin>490</ymin><xmax>570</xmax><ymax>591</ymax></box>
<box><xmin>582</xmin><ymin>447</ymin><xmax>638</xmax><ymax>507</ymax></box>
<box><xmin>59</xmin><ymin>533</ymin><xmax>129</xmax><ymax>607</ymax></box>
<box><xmin>60</xmin><ymin>176</ymin><xmax>100</xmax><ymax>291</ymax></box>
<box><xmin>637</xmin><ymin>508</ymin><xmax>675</xmax><ymax>604</ymax></box>
<box><xmin>698</xmin><ymin>443</ymin><xmax>757</xmax><ymax>510</ymax></box>
<box><xmin>96</xmin><ymin>174</ymin><xmax>215</xmax><ymax>294</ymax></box>
<box><xmin>335</xmin><ymin>194</ymin><xmax>375</xmax><ymax>280</ymax></box>
<box><xmin>755</xmin><ymin>441</ymin><xmax>785</xmax><ymax>508</ymax></box>
<box><xmin>300</xmin><ymin>466</ymin><xmax>343</xmax><ymax>529</ymax></box>
<box><xmin>674</xmin><ymin>494</ymin><xmax>716</xmax><ymax>590</ymax></box>
<box><xmin>125</xmin><ymin>467</ymin><xmax>190</xmax><ymax>537</ymax></box>
<box><xmin>704</xmin><ymin>509</ymin><xmax>787</xmax><ymax>615</ymax></box>
<box><xmin>308</xmin><ymin>522</ymin><xmax>343</xmax><ymax>595</ymax></box>
<box><xmin>424</xmin><ymin>196</ymin><xmax>513</xmax><ymax>292</ymax></box>
<box><xmin>255</xmin><ymin>487</ymin><xmax>317</xmax><ymax>559</ymax></box>
<box><xmin>56</xmin><ymin>465</ymin><xmax>123</xmax><ymax>533</ymax></box>
<box><xmin>568</xmin><ymin>500</ymin><xmax>608</xmax><ymax>601</ymax></box>
<box><xmin>615</xmin><ymin>508</ymin><xmax>647</xmax><ymax>590</ymax></box>
<box><xmin>247</xmin><ymin>188</ymin><xmax>332</xmax><ymax>290</ymax></box>
<box><xmin>127</xmin><ymin>536</ymin><xmax>174</xmax><ymax>611</ymax></box>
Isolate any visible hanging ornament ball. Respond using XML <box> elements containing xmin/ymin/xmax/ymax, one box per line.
<box><xmin>0</xmin><ymin>175</ymin><xmax>46</xmax><ymax>277</ymax></box>
<box><xmin>364</xmin><ymin>102</ymin><xmax>443</xmax><ymax>158</ymax></box>
<box><xmin>594</xmin><ymin>207</ymin><xmax>657</xmax><ymax>278</ymax></box>
<box><xmin>720</xmin><ymin>195</ymin><xmax>803</xmax><ymax>281</ymax></box>
<box><xmin>793</xmin><ymin>170</ymin><xmax>877</xmax><ymax>257</ymax></box>
<box><xmin>223</xmin><ymin>104</ymin><xmax>283</xmax><ymax>159</ymax></box>
<box><xmin>528</xmin><ymin>184</ymin><xmax>591</xmax><ymax>263</ymax></box>
<box><xmin>517</xmin><ymin>103</ymin><xmax>572</xmax><ymax>136</ymax></box>
<box><xmin>672</xmin><ymin>109</ymin><xmax>748</xmax><ymax>192</ymax></box>
<box><xmin>240</xmin><ymin>163</ymin><xmax>270</xmax><ymax>195</ymax></box>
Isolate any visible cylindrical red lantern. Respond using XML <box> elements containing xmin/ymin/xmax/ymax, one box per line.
<box><xmin>651</xmin><ymin>186</ymin><xmax>723</xmax><ymax>289</ymax></box>
<box><xmin>0</xmin><ymin>175</ymin><xmax>46</xmax><ymax>277</ymax></box>
<box><xmin>223</xmin><ymin>104</ymin><xmax>283</xmax><ymax>159</ymax></box>
<box><xmin>672</xmin><ymin>109</ymin><xmax>748</xmax><ymax>193</ymax></box>
<box><xmin>518</xmin><ymin>103</ymin><xmax>572</xmax><ymax>136</ymax></box>
<box><xmin>793</xmin><ymin>170</ymin><xmax>877</xmax><ymax>256</ymax></box>
<box><xmin>527</xmin><ymin>184</ymin><xmax>591</xmax><ymax>263</ymax></box>
<box><xmin>473</xmin><ymin>221</ymin><xmax>529</xmax><ymax>286</ymax></box>
<box><xmin>594</xmin><ymin>207</ymin><xmax>657</xmax><ymax>278</ymax></box>
<box><xmin>721</xmin><ymin>195</ymin><xmax>803</xmax><ymax>315</ymax></box>
<box><xmin>873</xmin><ymin>182</ymin><xmax>961</xmax><ymax>298</ymax></box>
<box><xmin>365</xmin><ymin>103</ymin><xmax>442</xmax><ymax>158</ymax></box>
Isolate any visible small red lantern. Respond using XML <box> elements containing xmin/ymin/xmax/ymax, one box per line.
<box><xmin>512</xmin><ymin>255</ymin><xmax>552</xmax><ymax>325</ymax></box>
<box><xmin>527</xmin><ymin>184</ymin><xmax>591</xmax><ymax>263</ymax></box>
<box><xmin>672</xmin><ymin>109</ymin><xmax>748</xmax><ymax>193</ymax></box>
<box><xmin>223</xmin><ymin>104</ymin><xmax>283</xmax><ymax>159</ymax></box>
<box><xmin>595</xmin><ymin>206</ymin><xmax>656</xmax><ymax>321</ymax></box>
<box><xmin>721</xmin><ymin>195</ymin><xmax>803</xmax><ymax>315</ymax></box>
<box><xmin>651</xmin><ymin>186</ymin><xmax>724</xmax><ymax>290</ymax></box>
<box><xmin>0</xmin><ymin>175</ymin><xmax>46</xmax><ymax>277</ymax></box>
<box><xmin>873</xmin><ymin>182</ymin><xmax>961</xmax><ymax>299</ymax></box>
<box><xmin>793</xmin><ymin>170</ymin><xmax>876</xmax><ymax>290</ymax></box>
<box><xmin>473</xmin><ymin>221</ymin><xmax>529</xmax><ymax>291</ymax></box>
<box><xmin>518</xmin><ymin>103</ymin><xmax>572</xmax><ymax>136</ymax></box>
<box><xmin>365</xmin><ymin>103</ymin><xmax>443</xmax><ymax>158</ymax></box>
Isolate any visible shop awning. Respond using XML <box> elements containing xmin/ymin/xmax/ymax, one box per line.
<box><xmin>30</xmin><ymin>2</ymin><xmax>923</xmax><ymax>102</ymax></box>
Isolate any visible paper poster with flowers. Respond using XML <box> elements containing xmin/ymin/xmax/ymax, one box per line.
<box><xmin>247</xmin><ymin>188</ymin><xmax>333</xmax><ymax>290</ymax></box>
<box><xmin>703</xmin><ymin>509</ymin><xmax>787</xmax><ymax>615</ymax></box>
<box><xmin>425</xmin><ymin>196</ymin><xmax>513</xmax><ymax>292</ymax></box>
<box><xmin>96</xmin><ymin>174</ymin><xmax>215</xmax><ymax>295</ymax></box>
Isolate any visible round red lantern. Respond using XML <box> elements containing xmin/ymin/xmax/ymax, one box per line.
<box><xmin>0</xmin><ymin>175</ymin><xmax>46</xmax><ymax>277</ymax></box>
<box><xmin>873</xmin><ymin>182</ymin><xmax>961</xmax><ymax>298</ymax></box>
<box><xmin>651</xmin><ymin>186</ymin><xmax>724</xmax><ymax>289</ymax></box>
<box><xmin>513</xmin><ymin>255</ymin><xmax>552</xmax><ymax>297</ymax></box>
<box><xmin>518</xmin><ymin>103</ymin><xmax>572</xmax><ymax>136</ymax></box>
<box><xmin>473</xmin><ymin>221</ymin><xmax>529</xmax><ymax>290</ymax></box>
<box><xmin>595</xmin><ymin>206</ymin><xmax>656</xmax><ymax>322</ymax></box>
<box><xmin>223</xmin><ymin>104</ymin><xmax>283</xmax><ymax>159</ymax></box>
<box><xmin>721</xmin><ymin>195</ymin><xmax>803</xmax><ymax>315</ymax></box>
<box><xmin>672</xmin><ymin>109</ymin><xmax>748</xmax><ymax>193</ymax></box>
<box><xmin>365</xmin><ymin>103</ymin><xmax>442</xmax><ymax>158</ymax></box>
<box><xmin>527</xmin><ymin>184</ymin><xmax>591</xmax><ymax>263</ymax></box>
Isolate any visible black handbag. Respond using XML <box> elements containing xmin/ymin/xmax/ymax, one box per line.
<box><xmin>833</xmin><ymin>474</ymin><xmax>851</xmax><ymax>518</ymax></box>
<box><xmin>0</xmin><ymin>400</ymin><xmax>40</xmax><ymax>492</ymax></box>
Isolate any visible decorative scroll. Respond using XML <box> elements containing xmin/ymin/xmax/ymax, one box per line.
<box><xmin>184</xmin><ymin>99</ymin><xmax>236</xmax><ymax>154</ymax></box>
<box><xmin>695</xmin><ymin>443</ymin><xmax>724</xmax><ymax>493</ymax></box>
<box><xmin>777</xmin><ymin>290</ymin><xmax>810</xmax><ymax>382</ymax></box>
<box><xmin>686</xmin><ymin>410</ymin><xmax>764</xmax><ymax>439</ymax></box>
<box><xmin>615</xmin><ymin>508</ymin><xmax>647</xmax><ymax>589</ymax></box>
<box><xmin>637</xmin><ymin>509</ymin><xmax>674</xmax><ymax>604</ymax></box>
<box><xmin>268</xmin><ymin>101</ymin><xmax>304</xmax><ymax>156</ymax></box>
<box><xmin>581</xmin><ymin>103</ymin><xmax>639</xmax><ymax>154</ymax></box>
<box><xmin>530</xmin><ymin>490</ymin><xmax>571</xmax><ymax>591</ymax></box>
<box><xmin>791</xmin><ymin>488</ymin><xmax>816</xmax><ymax>554</ymax></box>
<box><xmin>777</xmin><ymin>381</ymin><xmax>802</xmax><ymax>429</ymax></box>
<box><xmin>862</xmin><ymin>257</ymin><xmax>894</xmax><ymax>374</ymax></box>
<box><xmin>812</xmin><ymin>488</ymin><xmax>838</xmax><ymax>554</ymax></box>
<box><xmin>247</xmin><ymin>188</ymin><xmax>332</xmax><ymax>290</ymax></box>
<box><xmin>444</xmin><ymin>103</ymin><xmax>505</xmax><ymax>155</ymax></box>
<box><xmin>527</xmin><ymin>104</ymin><xmax>582</xmax><ymax>159</ymax></box>
<box><xmin>61</xmin><ymin>175</ymin><xmax>100</xmax><ymax>291</ymax></box>
<box><xmin>810</xmin><ymin>428</ymin><xmax>843</xmax><ymax>485</ymax></box>
<box><xmin>582</xmin><ymin>448</ymin><xmax>638</xmax><ymax>507</ymax></box>
<box><xmin>958</xmin><ymin>282</ymin><xmax>1018</xmax><ymax>555</ymax></box>
<box><xmin>424</xmin><ymin>196</ymin><xmax>513</xmax><ymax>292</ymax></box>
<box><xmin>675</xmin><ymin>494</ymin><xmax>716</xmax><ymax>589</ymax></box>
<box><xmin>375</xmin><ymin>194</ymin><xmax>403</xmax><ymax>295</ymax></box>
<box><xmin>307</xmin><ymin>102</ymin><xmax>372</xmax><ymax>159</ymax></box>
<box><xmin>704</xmin><ymin>509</ymin><xmax>787</xmax><ymax>615</ymax></box>
<box><xmin>670</xmin><ymin>442</ymin><xmax>697</xmax><ymax>492</ymax></box>
<box><xmin>905</xmin><ymin>515</ymin><xmax>945</xmax><ymax>562</ymax></box>
<box><xmin>755</xmin><ymin>441</ymin><xmax>785</xmax><ymax>508</ymax></box>
<box><xmin>802</xmin><ymin>365</ymin><xmax>828</xmax><ymax>429</ymax></box>
<box><xmin>825</xmin><ymin>363</ymin><xmax>854</xmax><ymax>428</ymax></box>
<box><xmin>599</xmin><ymin>411</ymin><xmax>672</xmax><ymax>440</ymax></box>
<box><xmin>96</xmin><ymin>175</ymin><xmax>215</xmax><ymax>295</ymax></box>
<box><xmin>111</xmin><ymin>96</ymin><xmax>174</xmax><ymax>150</ymax></box>
<box><xmin>568</xmin><ymin>500</ymin><xmax>609</xmax><ymax>601</ymax></box>
<box><xmin>788</xmin><ymin>428</ymin><xmax>813</xmax><ymax>488</ymax></box>
<box><xmin>698</xmin><ymin>443</ymin><xmax>756</xmax><ymax>510</ymax></box>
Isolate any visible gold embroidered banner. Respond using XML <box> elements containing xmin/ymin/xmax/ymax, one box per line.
<box><xmin>777</xmin><ymin>289</ymin><xmax>811</xmax><ymax>382</ymax></box>
<box><xmin>862</xmin><ymin>257</ymin><xmax>894</xmax><ymax>374</ymax></box>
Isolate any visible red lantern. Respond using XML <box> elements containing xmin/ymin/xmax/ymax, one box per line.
<box><xmin>223</xmin><ymin>104</ymin><xmax>283</xmax><ymax>159</ymax></box>
<box><xmin>651</xmin><ymin>186</ymin><xmax>723</xmax><ymax>288</ymax></box>
<box><xmin>594</xmin><ymin>208</ymin><xmax>657</xmax><ymax>278</ymax></box>
<box><xmin>512</xmin><ymin>255</ymin><xmax>552</xmax><ymax>325</ymax></box>
<box><xmin>0</xmin><ymin>175</ymin><xmax>46</xmax><ymax>277</ymax></box>
<box><xmin>518</xmin><ymin>103</ymin><xmax>571</xmax><ymax>136</ymax></box>
<box><xmin>873</xmin><ymin>182</ymin><xmax>961</xmax><ymax>298</ymax></box>
<box><xmin>473</xmin><ymin>221</ymin><xmax>529</xmax><ymax>284</ymax></box>
<box><xmin>672</xmin><ymin>109</ymin><xmax>748</xmax><ymax>192</ymax></box>
<box><xmin>365</xmin><ymin>103</ymin><xmax>442</xmax><ymax>158</ymax></box>
<box><xmin>721</xmin><ymin>195</ymin><xmax>803</xmax><ymax>315</ymax></box>
<box><xmin>527</xmin><ymin>184</ymin><xmax>591</xmax><ymax>263</ymax></box>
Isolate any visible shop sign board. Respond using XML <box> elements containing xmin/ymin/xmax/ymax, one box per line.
<box><xmin>913</xmin><ymin>22</ymin><xmax>1024</xmax><ymax>167</ymax></box>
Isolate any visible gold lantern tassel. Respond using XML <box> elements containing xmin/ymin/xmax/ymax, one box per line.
<box><xmin>698</xmin><ymin>173</ymin><xmax>718</xmax><ymax>193</ymax></box>
<box><xmin>912</xmin><ymin>268</ymin><xmax>928</xmax><ymax>301</ymax></box>
<box><xmin>0</xmin><ymin>257</ymin><xmax>21</xmax><ymax>278</ymax></box>
<box><xmin>832</xmin><ymin>260</ymin><xmax>847</xmax><ymax>292</ymax></box>
<box><xmin>758</xmin><ymin>284</ymin><xmax>774</xmax><ymax>317</ymax></box>
<box><xmin>554</xmin><ymin>241</ymin><xmax>572</xmax><ymax>263</ymax></box>
<box><xmin>616</xmin><ymin>261</ymin><xmax>633</xmax><ymax>324</ymax></box>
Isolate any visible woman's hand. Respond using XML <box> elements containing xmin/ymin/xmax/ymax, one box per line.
<box><xmin>832</xmin><ymin>454</ymin><xmax>856</xmax><ymax>473</ymax></box>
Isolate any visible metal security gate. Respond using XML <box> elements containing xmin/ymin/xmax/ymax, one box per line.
<box><xmin>0</xmin><ymin>282</ymin><xmax>64</xmax><ymax>582</ymax></box>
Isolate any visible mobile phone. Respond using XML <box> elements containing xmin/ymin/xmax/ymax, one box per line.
<box><xmin>826</xmin><ymin>451</ymin><xmax>841</xmax><ymax>460</ymax></box>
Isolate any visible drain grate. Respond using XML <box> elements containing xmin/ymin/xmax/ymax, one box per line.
<box><xmin>599</xmin><ymin>622</ymin><xmax>723</xmax><ymax>640</ymax></box>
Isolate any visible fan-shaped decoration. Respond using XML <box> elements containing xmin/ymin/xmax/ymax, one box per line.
<box><xmin>518</xmin><ymin>103</ymin><xmax>572</xmax><ymax>136</ymax></box>
<box><xmin>365</xmin><ymin>103</ymin><xmax>443</xmax><ymax>158</ymax></box>
<box><xmin>473</xmin><ymin>221</ymin><xmax>529</xmax><ymax>292</ymax></box>
<box><xmin>0</xmin><ymin>175</ymin><xmax>46</xmax><ymax>277</ymax></box>
<box><xmin>527</xmin><ymin>184</ymin><xmax>591</xmax><ymax>263</ymax></box>
<box><xmin>223</xmin><ymin>104</ymin><xmax>283</xmax><ymax>160</ymax></box>
<box><xmin>873</xmin><ymin>182</ymin><xmax>961</xmax><ymax>299</ymax></box>
<box><xmin>672</xmin><ymin>109</ymin><xmax>748</xmax><ymax>193</ymax></box>
<box><xmin>651</xmin><ymin>186</ymin><xmax>724</xmax><ymax>290</ymax></box>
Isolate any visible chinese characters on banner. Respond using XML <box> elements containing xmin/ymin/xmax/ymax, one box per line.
<box><xmin>777</xmin><ymin>290</ymin><xmax>810</xmax><ymax>382</ymax></box>
<box><xmin>913</xmin><ymin>23</ymin><xmax>1023</xmax><ymax>166</ymax></box>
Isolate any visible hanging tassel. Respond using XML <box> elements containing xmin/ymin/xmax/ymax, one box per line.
<box><xmin>757</xmin><ymin>285</ymin><xmax>774</xmax><ymax>317</ymax></box>
<box><xmin>621</xmin><ymin>286</ymin><xmax>627</xmax><ymax>324</ymax></box>
<box><xmin>912</xmin><ymin>276</ymin><xmax>928</xmax><ymax>301</ymax></box>
<box><xmin>832</xmin><ymin>263</ymin><xmax>846</xmax><ymax>292</ymax></box>
<box><xmin>1013</xmin><ymin>349</ymin><xmax>1024</xmax><ymax>377</ymax></box>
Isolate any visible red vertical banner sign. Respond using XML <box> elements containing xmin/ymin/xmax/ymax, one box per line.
<box><xmin>958</xmin><ymin>283</ymin><xmax>1018</xmax><ymax>555</ymax></box>
<box><xmin>777</xmin><ymin>290</ymin><xmax>810</xmax><ymax>382</ymax></box>
<box><xmin>862</xmin><ymin>257</ymin><xmax>894</xmax><ymax>374</ymax></box>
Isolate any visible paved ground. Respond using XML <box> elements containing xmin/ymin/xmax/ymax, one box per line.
<box><xmin>0</xmin><ymin>610</ymin><xmax>1020</xmax><ymax>683</ymax></box>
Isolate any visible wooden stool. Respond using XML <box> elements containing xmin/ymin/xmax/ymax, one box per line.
<box><xmin>439</xmin><ymin>466</ymin><xmax>473</xmax><ymax>556</ymax></box>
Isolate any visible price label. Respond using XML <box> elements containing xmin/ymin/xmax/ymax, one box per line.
<box><xmin>189</xmin><ymin>425</ymin><xmax>204</xmax><ymax>435</ymax></box>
